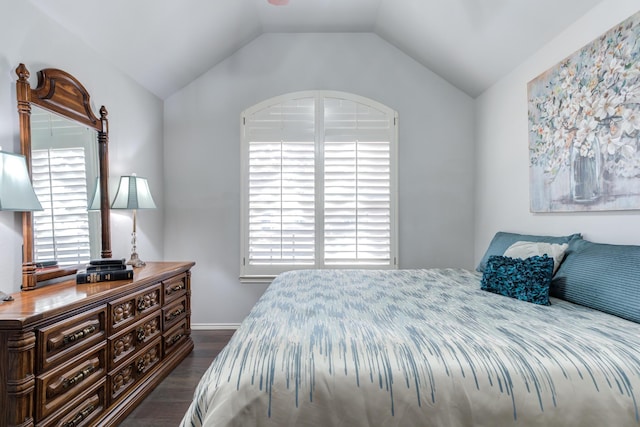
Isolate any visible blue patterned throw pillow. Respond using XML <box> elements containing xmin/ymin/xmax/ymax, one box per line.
<box><xmin>481</xmin><ymin>255</ymin><xmax>554</xmax><ymax>305</ymax></box>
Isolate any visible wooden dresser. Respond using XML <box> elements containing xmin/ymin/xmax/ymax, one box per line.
<box><xmin>0</xmin><ymin>261</ymin><xmax>194</xmax><ymax>427</ymax></box>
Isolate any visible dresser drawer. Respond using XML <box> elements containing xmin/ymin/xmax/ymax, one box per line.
<box><xmin>163</xmin><ymin>296</ymin><xmax>187</xmax><ymax>331</ymax></box>
<box><xmin>163</xmin><ymin>273</ymin><xmax>187</xmax><ymax>303</ymax></box>
<box><xmin>36</xmin><ymin>377</ymin><xmax>107</xmax><ymax>427</ymax></box>
<box><xmin>108</xmin><ymin>283</ymin><xmax>161</xmax><ymax>334</ymax></box>
<box><xmin>163</xmin><ymin>318</ymin><xmax>189</xmax><ymax>357</ymax></box>
<box><xmin>35</xmin><ymin>343</ymin><xmax>106</xmax><ymax>421</ymax></box>
<box><xmin>107</xmin><ymin>337</ymin><xmax>162</xmax><ymax>404</ymax></box>
<box><xmin>38</xmin><ymin>306</ymin><xmax>107</xmax><ymax>372</ymax></box>
<box><xmin>107</xmin><ymin>311</ymin><xmax>162</xmax><ymax>371</ymax></box>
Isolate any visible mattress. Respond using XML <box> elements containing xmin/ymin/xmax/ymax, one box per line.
<box><xmin>181</xmin><ymin>268</ymin><xmax>640</xmax><ymax>426</ymax></box>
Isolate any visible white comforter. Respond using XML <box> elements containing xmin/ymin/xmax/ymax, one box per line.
<box><xmin>181</xmin><ymin>269</ymin><xmax>640</xmax><ymax>426</ymax></box>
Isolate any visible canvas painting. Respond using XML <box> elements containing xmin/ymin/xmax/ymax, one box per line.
<box><xmin>528</xmin><ymin>11</ymin><xmax>640</xmax><ymax>212</ymax></box>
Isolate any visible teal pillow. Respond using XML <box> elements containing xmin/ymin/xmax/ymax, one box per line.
<box><xmin>551</xmin><ymin>239</ymin><xmax>640</xmax><ymax>323</ymax></box>
<box><xmin>481</xmin><ymin>255</ymin><xmax>554</xmax><ymax>305</ymax></box>
<box><xmin>476</xmin><ymin>231</ymin><xmax>581</xmax><ymax>273</ymax></box>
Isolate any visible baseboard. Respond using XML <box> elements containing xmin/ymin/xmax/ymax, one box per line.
<box><xmin>192</xmin><ymin>323</ymin><xmax>241</xmax><ymax>330</ymax></box>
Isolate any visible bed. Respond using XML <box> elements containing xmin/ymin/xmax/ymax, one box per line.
<box><xmin>181</xmin><ymin>234</ymin><xmax>640</xmax><ymax>427</ymax></box>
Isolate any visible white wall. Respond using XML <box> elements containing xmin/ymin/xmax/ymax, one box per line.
<box><xmin>164</xmin><ymin>33</ymin><xmax>475</xmax><ymax>325</ymax></box>
<box><xmin>0</xmin><ymin>1</ymin><xmax>165</xmax><ymax>293</ymax></box>
<box><xmin>475</xmin><ymin>0</ymin><xmax>640</xmax><ymax>263</ymax></box>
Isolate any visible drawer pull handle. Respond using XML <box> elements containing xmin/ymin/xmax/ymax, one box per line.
<box><xmin>136</xmin><ymin>326</ymin><xmax>146</xmax><ymax>342</ymax></box>
<box><xmin>62</xmin><ymin>364</ymin><xmax>96</xmax><ymax>390</ymax></box>
<box><xmin>166</xmin><ymin>282</ymin><xmax>185</xmax><ymax>295</ymax></box>
<box><xmin>167</xmin><ymin>332</ymin><xmax>183</xmax><ymax>347</ymax></box>
<box><xmin>48</xmin><ymin>357</ymin><xmax>100</xmax><ymax>398</ymax></box>
<box><xmin>137</xmin><ymin>291</ymin><xmax>158</xmax><ymax>312</ymax></box>
<box><xmin>62</xmin><ymin>401</ymin><xmax>96</xmax><ymax>427</ymax></box>
<box><xmin>63</xmin><ymin>325</ymin><xmax>97</xmax><ymax>346</ymax></box>
<box><xmin>136</xmin><ymin>359</ymin><xmax>145</xmax><ymax>373</ymax></box>
<box><xmin>48</xmin><ymin>320</ymin><xmax>100</xmax><ymax>352</ymax></box>
<box><xmin>136</xmin><ymin>347</ymin><xmax>159</xmax><ymax>373</ymax></box>
<box><xmin>137</xmin><ymin>296</ymin><xmax>147</xmax><ymax>311</ymax></box>
<box><xmin>166</xmin><ymin>307</ymin><xmax>184</xmax><ymax>322</ymax></box>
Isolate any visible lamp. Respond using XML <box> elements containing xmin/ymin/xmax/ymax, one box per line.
<box><xmin>111</xmin><ymin>174</ymin><xmax>156</xmax><ymax>267</ymax></box>
<box><xmin>88</xmin><ymin>177</ymin><xmax>101</xmax><ymax>211</ymax></box>
<box><xmin>0</xmin><ymin>149</ymin><xmax>43</xmax><ymax>301</ymax></box>
<box><xmin>0</xmin><ymin>149</ymin><xmax>43</xmax><ymax>211</ymax></box>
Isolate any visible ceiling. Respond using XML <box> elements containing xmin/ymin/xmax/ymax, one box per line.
<box><xmin>28</xmin><ymin>0</ymin><xmax>603</xmax><ymax>99</ymax></box>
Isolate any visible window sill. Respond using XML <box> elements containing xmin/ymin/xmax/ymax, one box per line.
<box><xmin>239</xmin><ymin>275</ymin><xmax>276</xmax><ymax>284</ymax></box>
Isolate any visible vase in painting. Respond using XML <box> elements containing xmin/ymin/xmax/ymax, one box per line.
<box><xmin>570</xmin><ymin>138</ymin><xmax>601</xmax><ymax>203</ymax></box>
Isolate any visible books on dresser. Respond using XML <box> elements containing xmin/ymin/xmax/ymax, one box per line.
<box><xmin>86</xmin><ymin>263</ymin><xmax>127</xmax><ymax>272</ymax></box>
<box><xmin>76</xmin><ymin>268</ymin><xmax>133</xmax><ymax>284</ymax></box>
<box><xmin>76</xmin><ymin>258</ymin><xmax>133</xmax><ymax>284</ymax></box>
<box><xmin>88</xmin><ymin>258</ymin><xmax>127</xmax><ymax>267</ymax></box>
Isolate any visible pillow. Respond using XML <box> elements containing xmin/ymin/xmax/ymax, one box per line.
<box><xmin>503</xmin><ymin>241</ymin><xmax>568</xmax><ymax>274</ymax></box>
<box><xmin>550</xmin><ymin>238</ymin><xmax>640</xmax><ymax>323</ymax></box>
<box><xmin>476</xmin><ymin>231</ymin><xmax>581</xmax><ymax>273</ymax></box>
<box><xmin>481</xmin><ymin>255</ymin><xmax>554</xmax><ymax>305</ymax></box>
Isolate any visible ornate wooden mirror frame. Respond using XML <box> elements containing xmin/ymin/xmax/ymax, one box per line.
<box><xmin>16</xmin><ymin>63</ymin><xmax>112</xmax><ymax>290</ymax></box>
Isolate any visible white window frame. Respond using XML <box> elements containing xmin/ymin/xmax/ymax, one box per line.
<box><xmin>240</xmin><ymin>91</ymin><xmax>398</xmax><ymax>282</ymax></box>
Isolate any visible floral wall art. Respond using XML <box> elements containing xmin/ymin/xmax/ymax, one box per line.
<box><xmin>528</xmin><ymin>11</ymin><xmax>640</xmax><ymax>212</ymax></box>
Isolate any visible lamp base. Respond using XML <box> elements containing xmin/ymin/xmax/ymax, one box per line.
<box><xmin>126</xmin><ymin>252</ymin><xmax>146</xmax><ymax>268</ymax></box>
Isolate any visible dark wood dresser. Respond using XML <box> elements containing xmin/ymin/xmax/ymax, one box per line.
<box><xmin>0</xmin><ymin>261</ymin><xmax>194</xmax><ymax>427</ymax></box>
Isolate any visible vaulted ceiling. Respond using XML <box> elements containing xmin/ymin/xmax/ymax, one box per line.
<box><xmin>28</xmin><ymin>0</ymin><xmax>603</xmax><ymax>99</ymax></box>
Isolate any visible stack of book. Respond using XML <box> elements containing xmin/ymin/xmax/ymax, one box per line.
<box><xmin>76</xmin><ymin>258</ymin><xmax>134</xmax><ymax>284</ymax></box>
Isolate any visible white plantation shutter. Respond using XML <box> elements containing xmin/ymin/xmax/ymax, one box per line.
<box><xmin>32</xmin><ymin>148</ymin><xmax>91</xmax><ymax>266</ymax></box>
<box><xmin>241</xmin><ymin>91</ymin><xmax>397</xmax><ymax>280</ymax></box>
<box><xmin>246</xmin><ymin>98</ymin><xmax>316</xmax><ymax>267</ymax></box>
<box><xmin>324</xmin><ymin>98</ymin><xmax>393</xmax><ymax>265</ymax></box>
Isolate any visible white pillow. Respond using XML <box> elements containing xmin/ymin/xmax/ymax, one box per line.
<box><xmin>503</xmin><ymin>241</ymin><xmax>569</xmax><ymax>274</ymax></box>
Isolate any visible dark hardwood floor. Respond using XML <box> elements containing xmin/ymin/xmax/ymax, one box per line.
<box><xmin>119</xmin><ymin>329</ymin><xmax>234</xmax><ymax>426</ymax></box>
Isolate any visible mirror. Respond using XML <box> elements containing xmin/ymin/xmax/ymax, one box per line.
<box><xmin>31</xmin><ymin>106</ymin><xmax>101</xmax><ymax>264</ymax></box>
<box><xmin>16</xmin><ymin>64</ymin><xmax>112</xmax><ymax>290</ymax></box>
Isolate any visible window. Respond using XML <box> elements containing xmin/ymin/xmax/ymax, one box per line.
<box><xmin>241</xmin><ymin>91</ymin><xmax>398</xmax><ymax>280</ymax></box>
<box><xmin>32</xmin><ymin>148</ymin><xmax>92</xmax><ymax>266</ymax></box>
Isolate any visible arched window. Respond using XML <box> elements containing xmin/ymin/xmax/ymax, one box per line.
<box><xmin>240</xmin><ymin>91</ymin><xmax>398</xmax><ymax>280</ymax></box>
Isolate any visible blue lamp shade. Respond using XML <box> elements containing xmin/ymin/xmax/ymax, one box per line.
<box><xmin>0</xmin><ymin>150</ymin><xmax>43</xmax><ymax>211</ymax></box>
<box><xmin>88</xmin><ymin>177</ymin><xmax>101</xmax><ymax>211</ymax></box>
<box><xmin>111</xmin><ymin>174</ymin><xmax>156</xmax><ymax>210</ymax></box>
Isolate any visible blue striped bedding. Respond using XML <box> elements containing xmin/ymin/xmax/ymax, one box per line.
<box><xmin>181</xmin><ymin>269</ymin><xmax>640</xmax><ymax>426</ymax></box>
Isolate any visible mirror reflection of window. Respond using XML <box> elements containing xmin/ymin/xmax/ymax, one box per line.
<box><xmin>30</xmin><ymin>107</ymin><xmax>100</xmax><ymax>266</ymax></box>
